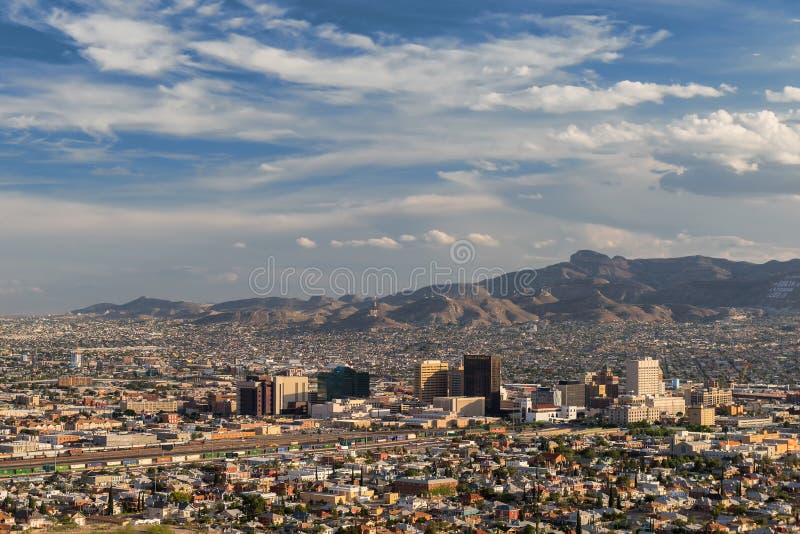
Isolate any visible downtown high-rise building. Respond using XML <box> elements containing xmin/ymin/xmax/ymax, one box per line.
<box><xmin>625</xmin><ymin>357</ymin><xmax>665</xmax><ymax>396</ymax></box>
<box><xmin>415</xmin><ymin>360</ymin><xmax>450</xmax><ymax>404</ymax></box>
<box><xmin>463</xmin><ymin>354</ymin><xmax>502</xmax><ymax>415</ymax></box>
<box><xmin>237</xmin><ymin>375</ymin><xmax>273</xmax><ymax>417</ymax></box>
<box><xmin>316</xmin><ymin>366</ymin><xmax>370</xmax><ymax>401</ymax></box>
<box><xmin>556</xmin><ymin>380</ymin><xmax>586</xmax><ymax>408</ymax></box>
<box><xmin>273</xmin><ymin>374</ymin><xmax>309</xmax><ymax>415</ymax></box>
<box><xmin>448</xmin><ymin>366</ymin><xmax>464</xmax><ymax>397</ymax></box>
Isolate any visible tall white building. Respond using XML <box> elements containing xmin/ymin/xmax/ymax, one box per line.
<box><xmin>626</xmin><ymin>357</ymin><xmax>665</xmax><ymax>396</ymax></box>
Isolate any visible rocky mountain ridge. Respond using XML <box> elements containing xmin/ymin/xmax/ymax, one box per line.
<box><xmin>72</xmin><ymin>250</ymin><xmax>800</xmax><ymax>327</ymax></box>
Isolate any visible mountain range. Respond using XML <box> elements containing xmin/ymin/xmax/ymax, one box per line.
<box><xmin>72</xmin><ymin>250</ymin><xmax>800</xmax><ymax>328</ymax></box>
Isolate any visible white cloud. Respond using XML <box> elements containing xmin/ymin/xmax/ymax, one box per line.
<box><xmin>555</xmin><ymin>109</ymin><xmax>800</xmax><ymax>174</ymax></box>
<box><xmin>316</xmin><ymin>24</ymin><xmax>376</xmax><ymax>50</ymax></box>
<box><xmin>765</xmin><ymin>86</ymin><xmax>800</xmax><ymax>103</ymax></box>
<box><xmin>423</xmin><ymin>229</ymin><xmax>456</xmax><ymax>245</ymax></box>
<box><xmin>565</xmin><ymin>223</ymin><xmax>800</xmax><ymax>262</ymax></box>
<box><xmin>48</xmin><ymin>11</ymin><xmax>184</xmax><ymax>76</ymax></box>
<box><xmin>190</xmin><ymin>15</ymin><xmax>655</xmax><ymax>107</ymax></box>
<box><xmin>474</xmin><ymin>81</ymin><xmax>732</xmax><ymax>113</ymax></box>
<box><xmin>398</xmin><ymin>234</ymin><xmax>417</xmax><ymax>242</ymax></box>
<box><xmin>239</xmin><ymin>0</ymin><xmax>286</xmax><ymax>18</ymax></box>
<box><xmin>518</xmin><ymin>193</ymin><xmax>544</xmax><ymax>200</ymax></box>
<box><xmin>366</xmin><ymin>237</ymin><xmax>401</xmax><ymax>249</ymax></box>
<box><xmin>467</xmin><ymin>233</ymin><xmax>500</xmax><ymax>246</ymax></box>
<box><xmin>232</xmin><ymin>241</ymin><xmax>247</xmax><ymax>249</ymax></box>
<box><xmin>296</xmin><ymin>236</ymin><xmax>318</xmax><ymax>249</ymax></box>
<box><xmin>0</xmin><ymin>77</ymin><xmax>295</xmax><ymax>141</ymax></box>
<box><xmin>665</xmin><ymin>109</ymin><xmax>800</xmax><ymax>172</ymax></box>
<box><xmin>197</xmin><ymin>2</ymin><xmax>223</xmax><ymax>17</ymax></box>
<box><xmin>330</xmin><ymin>237</ymin><xmax>401</xmax><ymax>249</ymax></box>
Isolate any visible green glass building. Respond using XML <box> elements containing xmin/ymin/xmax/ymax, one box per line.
<box><xmin>316</xmin><ymin>366</ymin><xmax>371</xmax><ymax>401</ymax></box>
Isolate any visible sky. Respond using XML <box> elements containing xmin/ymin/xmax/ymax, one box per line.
<box><xmin>3</xmin><ymin>0</ymin><xmax>800</xmax><ymax>314</ymax></box>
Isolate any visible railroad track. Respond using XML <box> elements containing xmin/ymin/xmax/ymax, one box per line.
<box><xmin>0</xmin><ymin>430</ymin><xmax>414</xmax><ymax>473</ymax></box>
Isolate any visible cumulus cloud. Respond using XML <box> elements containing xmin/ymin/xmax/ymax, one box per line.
<box><xmin>399</xmin><ymin>234</ymin><xmax>417</xmax><ymax>242</ymax></box>
<box><xmin>423</xmin><ymin>229</ymin><xmax>456</xmax><ymax>245</ymax></box>
<box><xmin>473</xmin><ymin>81</ymin><xmax>733</xmax><ymax>113</ymax></box>
<box><xmin>765</xmin><ymin>86</ymin><xmax>800</xmax><ymax>103</ymax></box>
<box><xmin>467</xmin><ymin>233</ymin><xmax>500</xmax><ymax>246</ymax></box>
<box><xmin>296</xmin><ymin>236</ymin><xmax>318</xmax><ymax>248</ymax></box>
<box><xmin>566</xmin><ymin>223</ymin><xmax>800</xmax><ymax>262</ymax></box>
<box><xmin>555</xmin><ymin>109</ymin><xmax>800</xmax><ymax>174</ymax></box>
<box><xmin>330</xmin><ymin>237</ymin><xmax>401</xmax><ymax>249</ymax></box>
<box><xmin>232</xmin><ymin>241</ymin><xmax>247</xmax><ymax>249</ymax></box>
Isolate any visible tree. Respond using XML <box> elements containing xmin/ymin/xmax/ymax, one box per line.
<box><xmin>241</xmin><ymin>495</ymin><xmax>266</xmax><ymax>519</ymax></box>
<box><xmin>168</xmin><ymin>491</ymin><xmax>192</xmax><ymax>504</ymax></box>
<box><xmin>575</xmin><ymin>509</ymin><xmax>582</xmax><ymax>533</ymax></box>
<box><xmin>107</xmin><ymin>485</ymin><xmax>114</xmax><ymax>516</ymax></box>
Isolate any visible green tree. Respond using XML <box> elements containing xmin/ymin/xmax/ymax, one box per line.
<box><xmin>168</xmin><ymin>490</ymin><xmax>192</xmax><ymax>504</ymax></box>
<box><xmin>241</xmin><ymin>495</ymin><xmax>266</xmax><ymax>519</ymax></box>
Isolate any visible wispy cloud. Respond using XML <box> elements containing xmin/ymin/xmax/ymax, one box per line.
<box><xmin>330</xmin><ymin>237</ymin><xmax>401</xmax><ymax>249</ymax></box>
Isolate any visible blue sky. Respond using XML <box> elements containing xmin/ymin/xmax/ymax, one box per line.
<box><xmin>3</xmin><ymin>0</ymin><xmax>800</xmax><ymax>313</ymax></box>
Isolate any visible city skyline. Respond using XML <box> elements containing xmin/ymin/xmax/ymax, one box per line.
<box><xmin>4</xmin><ymin>1</ymin><xmax>800</xmax><ymax>314</ymax></box>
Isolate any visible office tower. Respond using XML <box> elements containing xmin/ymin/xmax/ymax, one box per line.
<box><xmin>448</xmin><ymin>366</ymin><xmax>464</xmax><ymax>397</ymax></box>
<box><xmin>70</xmin><ymin>351</ymin><xmax>83</xmax><ymax>369</ymax></box>
<box><xmin>463</xmin><ymin>354</ymin><xmax>502</xmax><ymax>416</ymax></box>
<box><xmin>237</xmin><ymin>375</ymin><xmax>272</xmax><ymax>416</ymax></box>
<box><xmin>626</xmin><ymin>357</ymin><xmax>665</xmax><ymax>396</ymax></box>
<box><xmin>273</xmin><ymin>375</ymin><xmax>309</xmax><ymax>415</ymax></box>
<box><xmin>584</xmin><ymin>365</ymin><xmax>621</xmax><ymax>408</ymax></box>
<box><xmin>585</xmin><ymin>365</ymin><xmax>621</xmax><ymax>398</ymax></box>
<box><xmin>316</xmin><ymin>366</ymin><xmax>370</xmax><ymax>401</ymax></box>
<box><xmin>415</xmin><ymin>360</ymin><xmax>450</xmax><ymax>404</ymax></box>
<box><xmin>556</xmin><ymin>380</ymin><xmax>586</xmax><ymax>408</ymax></box>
